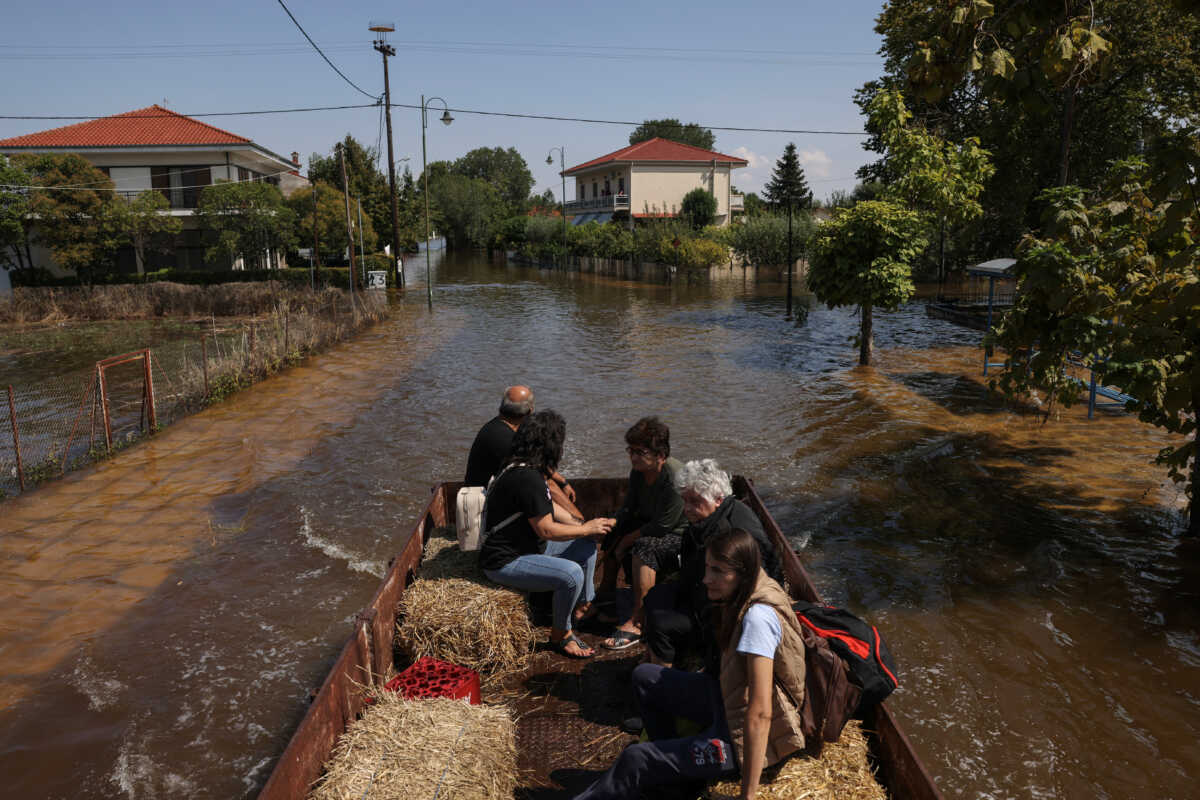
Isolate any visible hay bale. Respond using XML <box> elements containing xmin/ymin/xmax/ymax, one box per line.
<box><xmin>707</xmin><ymin>721</ymin><xmax>886</xmax><ymax>800</ymax></box>
<box><xmin>308</xmin><ymin>695</ymin><xmax>517</xmax><ymax>800</ymax></box>
<box><xmin>419</xmin><ymin>526</ymin><xmax>487</xmax><ymax>582</ymax></box>
<box><xmin>396</xmin><ymin>528</ymin><xmax>535</xmax><ymax>687</ymax></box>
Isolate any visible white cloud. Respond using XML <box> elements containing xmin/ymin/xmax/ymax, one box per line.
<box><xmin>798</xmin><ymin>149</ymin><xmax>833</xmax><ymax>179</ymax></box>
<box><xmin>731</xmin><ymin>146</ymin><xmax>770</xmax><ymax>170</ymax></box>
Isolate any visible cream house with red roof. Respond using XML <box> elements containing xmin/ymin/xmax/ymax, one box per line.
<box><xmin>0</xmin><ymin>105</ymin><xmax>306</xmax><ymax>273</ymax></box>
<box><xmin>561</xmin><ymin>138</ymin><xmax>747</xmax><ymax>227</ymax></box>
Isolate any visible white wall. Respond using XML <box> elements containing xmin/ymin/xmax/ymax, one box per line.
<box><xmin>630</xmin><ymin>164</ymin><xmax>735</xmax><ymax>218</ymax></box>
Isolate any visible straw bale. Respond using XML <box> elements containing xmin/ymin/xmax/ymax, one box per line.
<box><xmin>396</xmin><ymin>528</ymin><xmax>535</xmax><ymax>688</ymax></box>
<box><xmin>308</xmin><ymin>695</ymin><xmax>517</xmax><ymax>800</ymax></box>
<box><xmin>707</xmin><ymin>720</ymin><xmax>886</xmax><ymax>800</ymax></box>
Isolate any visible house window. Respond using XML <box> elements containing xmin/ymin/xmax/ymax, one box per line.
<box><xmin>604</xmin><ymin>179</ymin><xmax>610</xmax><ymax>196</ymax></box>
<box><xmin>151</xmin><ymin>166</ymin><xmax>211</xmax><ymax>208</ymax></box>
<box><xmin>618</xmin><ymin>176</ymin><xmax>625</xmax><ymax>195</ymax></box>
<box><xmin>592</xmin><ymin>182</ymin><xmax>597</xmax><ymax>199</ymax></box>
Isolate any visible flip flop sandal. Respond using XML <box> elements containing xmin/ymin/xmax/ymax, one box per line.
<box><xmin>602</xmin><ymin>629</ymin><xmax>643</xmax><ymax>650</ymax></box>
<box><xmin>551</xmin><ymin>632</ymin><xmax>595</xmax><ymax>659</ymax></box>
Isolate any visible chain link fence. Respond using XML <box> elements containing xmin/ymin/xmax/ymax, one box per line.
<box><xmin>1</xmin><ymin>288</ymin><xmax>387</xmax><ymax>500</ymax></box>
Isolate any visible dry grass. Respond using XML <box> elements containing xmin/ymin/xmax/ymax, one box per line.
<box><xmin>395</xmin><ymin>529</ymin><xmax>535</xmax><ymax>689</ymax></box>
<box><xmin>308</xmin><ymin>695</ymin><xmax>517</xmax><ymax>800</ymax></box>
<box><xmin>707</xmin><ymin>720</ymin><xmax>886</xmax><ymax>800</ymax></box>
<box><xmin>0</xmin><ymin>282</ymin><xmax>381</xmax><ymax>324</ymax></box>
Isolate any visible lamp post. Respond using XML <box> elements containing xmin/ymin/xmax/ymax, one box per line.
<box><xmin>546</xmin><ymin>147</ymin><xmax>567</xmax><ymax>270</ymax></box>
<box><xmin>369</xmin><ymin>21</ymin><xmax>403</xmax><ymax>289</ymax></box>
<box><xmin>420</xmin><ymin>94</ymin><xmax>453</xmax><ymax>306</ymax></box>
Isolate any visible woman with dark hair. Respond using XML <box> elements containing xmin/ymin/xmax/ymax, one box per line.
<box><xmin>480</xmin><ymin>410</ymin><xmax>615</xmax><ymax>659</ymax></box>
<box><xmin>574</xmin><ymin>527</ymin><xmax>807</xmax><ymax>799</ymax></box>
<box><xmin>598</xmin><ymin>416</ymin><xmax>687</xmax><ymax>651</ymax></box>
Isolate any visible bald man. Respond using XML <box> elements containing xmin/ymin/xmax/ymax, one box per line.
<box><xmin>464</xmin><ymin>386</ymin><xmax>582</xmax><ymax>519</ymax></box>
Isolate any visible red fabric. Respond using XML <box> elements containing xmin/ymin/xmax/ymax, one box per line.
<box><xmin>563</xmin><ymin>137</ymin><xmax>748</xmax><ymax>175</ymax></box>
<box><xmin>0</xmin><ymin>105</ymin><xmax>251</xmax><ymax>148</ymax></box>
<box><xmin>797</xmin><ymin>615</ymin><xmax>871</xmax><ymax>659</ymax></box>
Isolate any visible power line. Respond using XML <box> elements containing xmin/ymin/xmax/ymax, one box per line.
<box><xmin>274</xmin><ymin>0</ymin><xmax>378</xmax><ymax>100</ymax></box>
<box><xmin>0</xmin><ymin>103</ymin><xmax>867</xmax><ymax>136</ymax></box>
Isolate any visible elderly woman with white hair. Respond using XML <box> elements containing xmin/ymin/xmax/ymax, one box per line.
<box><xmin>641</xmin><ymin>458</ymin><xmax>783</xmax><ymax>669</ymax></box>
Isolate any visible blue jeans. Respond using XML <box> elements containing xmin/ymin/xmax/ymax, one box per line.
<box><xmin>484</xmin><ymin>538</ymin><xmax>597</xmax><ymax>632</ymax></box>
<box><xmin>573</xmin><ymin>663</ymin><xmax>736</xmax><ymax>799</ymax></box>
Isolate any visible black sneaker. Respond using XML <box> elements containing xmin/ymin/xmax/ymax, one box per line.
<box><xmin>619</xmin><ymin>715</ymin><xmax>643</xmax><ymax>735</ymax></box>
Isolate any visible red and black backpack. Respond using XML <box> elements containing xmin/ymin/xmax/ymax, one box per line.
<box><xmin>791</xmin><ymin>601</ymin><xmax>899</xmax><ymax>710</ymax></box>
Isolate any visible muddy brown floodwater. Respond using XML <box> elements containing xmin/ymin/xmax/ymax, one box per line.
<box><xmin>0</xmin><ymin>252</ymin><xmax>1197</xmax><ymax>799</ymax></box>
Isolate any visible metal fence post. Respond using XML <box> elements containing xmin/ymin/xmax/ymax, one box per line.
<box><xmin>97</xmin><ymin>363</ymin><xmax>113</xmax><ymax>453</ymax></box>
<box><xmin>284</xmin><ymin>312</ymin><xmax>289</xmax><ymax>357</ymax></box>
<box><xmin>144</xmin><ymin>349</ymin><xmax>157</xmax><ymax>431</ymax></box>
<box><xmin>7</xmin><ymin>385</ymin><xmax>24</xmax><ymax>492</ymax></box>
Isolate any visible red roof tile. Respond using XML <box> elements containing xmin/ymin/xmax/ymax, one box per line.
<box><xmin>563</xmin><ymin>138</ymin><xmax>748</xmax><ymax>175</ymax></box>
<box><xmin>0</xmin><ymin>105</ymin><xmax>252</xmax><ymax>148</ymax></box>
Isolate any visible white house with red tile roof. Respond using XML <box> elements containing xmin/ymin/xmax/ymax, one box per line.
<box><xmin>0</xmin><ymin>105</ymin><xmax>307</xmax><ymax>273</ymax></box>
<box><xmin>561</xmin><ymin>138</ymin><xmax>747</xmax><ymax>227</ymax></box>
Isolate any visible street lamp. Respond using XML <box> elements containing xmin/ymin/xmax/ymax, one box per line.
<box><xmin>421</xmin><ymin>94</ymin><xmax>453</xmax><ymax>306</ymax></box>
<box><xmin>546</xmin><ymin>147</ymin><xmax>567</xmax><ymax>269</ymax></box>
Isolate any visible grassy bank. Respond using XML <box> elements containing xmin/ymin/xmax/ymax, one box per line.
<box><xmin>0</xmin><ymin>283</ymin><xmax>391</xmax><ymax>499</ymax></box>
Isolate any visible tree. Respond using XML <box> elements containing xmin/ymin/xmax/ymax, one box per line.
<box><xmin>0</xmin><ymin>156</ymin><xmax>33</xmax><ymax>272</ymax></box>
<box><xmin>428</xmin><ymin>174</ymin><xmax>502</xmax><ymax>250</ymax></box>
<box><xmin>17</xmin><ymin>153</ymin><xmax>125</xmax><ymax>283</ymax></box>
<box><xmin>680</xmin><ymin>188</ymin><xmax>717</xmax><ymax>229</ymax></box>
<box><xmin>194</xmin><ymin>180</ymin><xmax>295</xmax><ymax>269</ymax></box>
<box><xmin>451</xmin><ymin>147</ymin><xmax>534</xmax><ymax>213</ymax></box>
<box><xmin>990</xmin><ymin>146</ymin><xmax>1200</xmax><ymax>536</ymax></box>
<box><xmin>866</xmin><ymin>0</ymin><xmax>1200</xmax><ymax>255</ymax></box>
<box><xmin>119</xmin><ymin>190</ymin><xmax>182</xmax><ymax>276</ymax></box>
<box><xmin>628</xmin><ymin>119</ymin><xmax>716</xmax><ymax>151</ymax></box>
<box><xmin>310</xmin><ymin>136</ymin><xmax>391</xmax><ymax>245</ymax></box>
<box><xmin>286</xmin><ymin>182</ymin><xmax>376</xmax><ymax>263</ymax></box>
<box><xmin>864</xmin><ymin>89</ymin><xmax>994</xmax><ymax>279</ymax></box>
<box><xmin>763</xmin><ymin>143</ymin><xmax>813</xmax><ymax>211</ymax></box>
<box><xmin>727</xmin><ymin>214</ymin><xmax>816</xmax><ymax>267</ymax></box>
<box><xmin>807</xmin><ymin>201</ymin><xmax>929</xmax><ymax>365</ymax></box>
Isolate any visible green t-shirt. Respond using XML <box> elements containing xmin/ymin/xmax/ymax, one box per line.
<box><xmin>615</xmin><ymin>456</ymin><xmax>688</xmax><ymax>540</ymax></box>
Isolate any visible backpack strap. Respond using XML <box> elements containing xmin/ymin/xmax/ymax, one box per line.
<box><xmin>481</xmin><ymin>461</ymin><xmax>532</xmax><ymax>539</ymax></box>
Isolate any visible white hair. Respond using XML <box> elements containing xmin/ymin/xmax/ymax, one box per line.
<box><xmin>674</xmin><ymin>458</ymin><xmax>732</xmax><ymax>504</ymax></box>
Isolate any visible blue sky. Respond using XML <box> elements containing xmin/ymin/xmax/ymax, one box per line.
<box><xmin>1</xmin><ymin>1</ymin><xmax>888</xmax><ymax>201</ymax></box>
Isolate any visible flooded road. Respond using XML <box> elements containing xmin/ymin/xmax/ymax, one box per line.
<box><xmin>0</xmin><ymin>252</ymin><xmax>1197</xmax><ymax>798</ymax></box>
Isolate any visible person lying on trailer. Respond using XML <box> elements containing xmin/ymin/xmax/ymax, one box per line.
<box><xmin>463</xmin><ymin>384</ymin><xmax>583</xmax><ymax>520</ymax></box>
<box><xmin>597</xmin><ymin>416</ymin><xmax>688</xmax><ymax>651</ymax></box>
<box><xmin>478</xmin><ymin>409</ymin><xmax>615</xmax><ymax>659</ymax></box>
<box><xmin>573</xmin><ymin>527</ymin><xmax>807</xmax><ymax>800</ymax></box>
<box><xmin>642</xmin><ymin>459</ymin><xmax>783</xmax><ymax>670</ymax></box>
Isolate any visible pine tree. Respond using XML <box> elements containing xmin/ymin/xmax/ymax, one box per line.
<box><xmin>763</xmin><ymin>143</ymin><xmax>812</xmax><ymax>210</ymax></box>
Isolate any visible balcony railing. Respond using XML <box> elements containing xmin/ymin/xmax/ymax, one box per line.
<box><xmin>116</xmin><ymin>188</ymin><xmax>202</xmax><ymax>209</ymax></box>
<box><xmin>564</xmin><ymin>194</ymin><xmax>631</xmax><ymax>215</ymax></box>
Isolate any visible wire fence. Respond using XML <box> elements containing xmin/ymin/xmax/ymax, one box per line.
<box><xmin>1</xmin><ymin>289</ymin><xmax>388</xmax><ymax>500</ymax></box>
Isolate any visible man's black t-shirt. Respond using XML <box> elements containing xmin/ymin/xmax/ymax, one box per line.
<box><xmin>479</xmin><ymin>466</ymin><xmax>553</xmax><ymax>572</ymax></box>
<box><xmin>464</xmin><ymin>416</ymin><xmax>517</xmax><ymax>486</ymax></box>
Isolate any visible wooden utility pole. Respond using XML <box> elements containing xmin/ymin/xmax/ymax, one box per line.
<box><xmin>374</xmin><ymin>35</ymin><xmax>403</xmax><ymax>288</ymax></box>
<box><xmin>309</xmin><ymin>169</ymin><xmax>320</xmax><ymax>289</ymax></box>
<box><xmin>339</xmin><ymin>144</ymin><xmax>358</xmax><ymax>302</ymax></box>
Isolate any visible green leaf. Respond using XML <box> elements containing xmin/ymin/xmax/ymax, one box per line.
<box><xmin>986</xmin><ymin>48</ymin><xmax>1016</xmax><ymax>79</ymax></box>
<box><xmin>967</xmin><ymin>50</ymin><xmax>983</xmax><ymax>72</ymax></box>
<box><xmin>951</xmin><ymin>5</ymin><xmax>969</xmax><ymax>25</ymax></box>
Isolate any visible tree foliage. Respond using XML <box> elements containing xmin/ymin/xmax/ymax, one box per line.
<box><xmin>194</xmin><ymin>180</ymin><xmax>295</xmax><ymax>268</ymax></box>
<box><xmin>16</xmin><ymin>153</ymin><xmax>126</xmax><ymax>283</ymax></box>
<box><xmin>763</xmin><ymin>143</ymin><xmax>813</xmax><ymax>210</ymax></box>
<box><xmin>990</xmin><ymin>146</ymin><xmax>1200</xmax><ymax>535</ymax></box>
<box><xmin>0</xmin><ymin>156</ymin><xmax>33</xmax><ymax>272</ymax></box>
<box><xmin>808</xmin><ymin>201</ymin><xmax>929</xmax><ymax>365</ymax></box>
<box><xmin>680</xmin><ymin>188</ymin><xmax>718</xmax><ymax>229</ymax></box>
<box><xmin>727</xmin><ymin>214</ymin><xmax>816</xmax><ymax>267</ymax></box>
<box><xmin>286</xmin><ymin>181</ymin><xmax>377</xmax><ymax>263</ymax></box>
<box><xmin>451</xmin><ymin>147</ymin><xmax>534</xmax><ymax>213</ymax></box>
<box><xmin>628</xmin><ymin>119</ymin><xmax>716</xmax><ymax>150</ymax></box>
<box><xmin>428</xmin><ymin>174</ymin><xmax>501</xmax><ymax>250</ymax></box>
<box><xmin>309</xmin><ymin>136</ymin><xmax>391</xmax><ymax>246</ymax></box>
<box><xmin>119</xmin><ymin>190</ymin><xmax>182</xmax><ymax>276</ymax></box>
<box><xmin>867</xmin><ymin>0</ymin><xmax>1200</xmax><ymax>255</ymax></box>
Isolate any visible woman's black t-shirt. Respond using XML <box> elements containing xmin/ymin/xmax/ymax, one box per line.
<box><xmin>479</xmin><ymin>466</ymin><xmax>553</xmax><ymax>572</ymax></box>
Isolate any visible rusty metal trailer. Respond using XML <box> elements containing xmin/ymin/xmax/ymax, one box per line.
<box><xmin>257</xmin><ymin>477</ymin><xmax>943</xmax><ymax>800</ymax></box>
